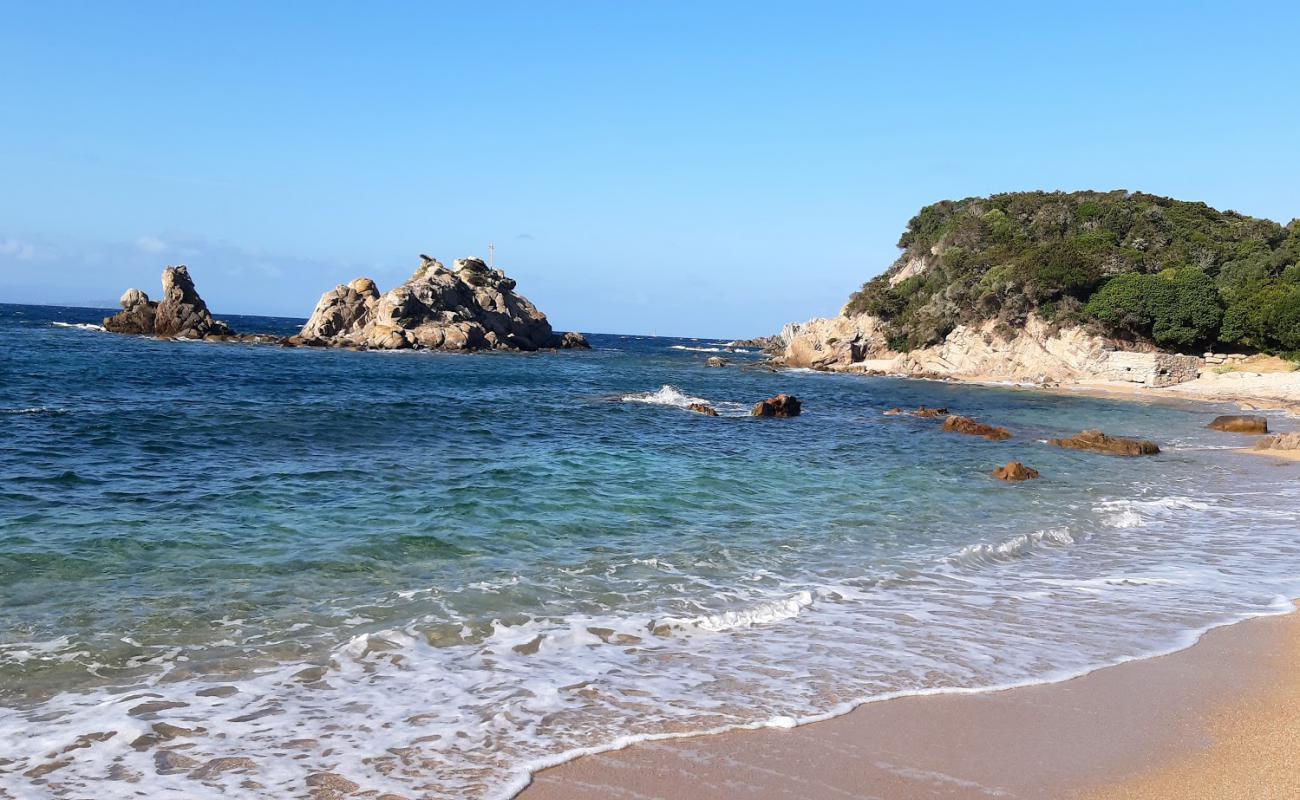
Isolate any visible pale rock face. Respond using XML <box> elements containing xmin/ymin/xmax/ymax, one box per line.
<box><xmin>776</xmin><ymin>313</ymin><xmax>1201</xmax><ymax>387</ymax></box>
<box><xmin>296</xmin><ymin>255</ymin><xmax>589</xmax><ymax>352</ymax></box>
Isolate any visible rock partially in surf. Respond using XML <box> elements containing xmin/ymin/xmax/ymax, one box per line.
<box><xmin>1254</xmin><ymin>432</ymin><xmax>1300</xmax><ymax>451</ymax></box>
<box><xmin>104</xmin><ymin>267</ymin><xmax>232</xmax><ymax>339</ymax></box>
<box><xmin>1049</xmin><ymin>429</ymin><xmax>1160</xmax><ymax>456</ymax></box>
<box><xmin>687</xmin><ymin>402</ymin><xmax>719</xmax><ymax>416</ymax></box>
<box><xmin>103</xmin><ymin>288</ymin><xmax>157</xmax><ymax>334</ymax></box>
<box><xmin>992</xmin><ymin>461</ymin><xmax>1040</xmax><ymax>481</ymax></box>
<box><xmin>705</xmin><ymin>356</ymin><xmax>728</xmax><ymax>368</ymax></box>
<box><xmin>1208</xmin><ymin>415</ymin><xmax>1268</xmax><ymax>434</ymax></box>
<box><xmin>942</xmin><ymin>415</ymin><xmax>1011</xmax><ymax>440</ymax></box>
<box><xmin>297</xmin><ymin>255</ymin><xmax>587</xmax><ymax>352</ymax></box>
<box><xmin>751</xmin><ymin>394</ymin><xmax>801</xmax><ymax>418</ymax></box>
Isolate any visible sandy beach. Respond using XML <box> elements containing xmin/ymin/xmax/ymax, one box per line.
<box><xmin>521</xmin><ymin>604</ymin><xmax>1300</xmax><ymax>800</ymax></box>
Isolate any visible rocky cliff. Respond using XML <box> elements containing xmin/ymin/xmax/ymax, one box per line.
<box><xmin>290</xmin><ymin>255</ymin><xmax>589</xmax><ymax>351</ymax></box>
<box><xmin>104</xmin><ymin>266</ymin><xmax>234</xmax><ymax>339</ymax></box>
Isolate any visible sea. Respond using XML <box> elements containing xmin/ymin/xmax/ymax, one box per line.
<box><xmin>2</xmin><ymin>302</ymin><xmax>1299</xmax><ymax>799</ymax></box>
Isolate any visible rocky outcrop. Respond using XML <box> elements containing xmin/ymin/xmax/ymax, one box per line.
<box><xmin>687</xmin><ymin>402</ymin><xmax>719</xmax><ymax>417</ymax></box>
<box><xmin>775</xmin><ymin>314</ymin><xmax>1204</xmax><ymax>388</ymax></box>
<box><xmin>104</xmin><ymin>266</ymin><xmax>232</xmax><ymax>339</ymax></box>
<box><xmin>942</xmin><ymin>415</ymin><xmax>1011</xmax><ymax>440</ymax></box>
<box><xmin>1255</xmin><ymin>432</ymin><xmax>1300</xmax><ymax>451</ymax></box>
<box><xmin>705</xmin><ymin>356</ymin><xmax>728</xmax><ymax>368</ymax></box>
<box><xmin>292</xmin><ymin>256</ymin><xmax>588</xmax><ymax>352</ymax></box>
<box><xmin>1208</xmin><ymin>415</ymin><xmax>1268</xmax><ymax>434</ymax></box>
<box><xmin>751</xmin><ymin>394</ymin><xmax>802</xmax><ymax>418</ymax></box>
<box><xmin>992</xmin><ymin>462</ymin><xmax>1040</xmax><ymax>481</ymax></box>
<box><xmin>1050</xmin><ymin>430</ymin><xmax>1160</xmax><ymax>456</ymax></box>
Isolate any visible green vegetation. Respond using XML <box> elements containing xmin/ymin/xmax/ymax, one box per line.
<box><xmin>846</xmin><ymin>190</ymin><xmax>1300</xmax><ymax>353</ymax></box>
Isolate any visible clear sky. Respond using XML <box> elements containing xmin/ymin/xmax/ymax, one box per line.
<box><xmin>2</xmin><ymin>2</ymin><xmax>1298</xmax><ymax>338</ymax></box>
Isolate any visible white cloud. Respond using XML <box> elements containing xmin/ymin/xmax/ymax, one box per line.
<box><xmin>136</xmin><ymin>235</ymin><xmax>167</xmax><ymax>254</ymax></box>
<box><xmin>0</xmin><ymin>238</ymin><xmax>39</xmax><ymax>260</ymax></box>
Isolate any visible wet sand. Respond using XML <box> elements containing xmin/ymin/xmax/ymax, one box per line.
<box><xmin>519</xmin><ymin>605</ymin><xmax>1300</xmax><ymax>799</ymax></box>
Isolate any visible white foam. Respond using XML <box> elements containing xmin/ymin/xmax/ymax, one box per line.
<box><xmin>668</xmin><ymin>345</ymin><xmax>754</xmax><ymax>353</ymax></box>
<box><xmin>52</xmin><ymin>321</ymin><xmax>106</xmax><ymax>332</ymax></box>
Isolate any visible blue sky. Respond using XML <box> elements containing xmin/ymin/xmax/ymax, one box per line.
<box><xmin>2</xmin><ymin>2</ymin><xmax>1298</xmax><ymax>337</ymax></box>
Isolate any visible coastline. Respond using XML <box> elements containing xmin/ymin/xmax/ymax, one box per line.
<box><xmin>519</xmin><ymin>602</ymin><xmax>1300</xmax><ymax>799</ymax></box>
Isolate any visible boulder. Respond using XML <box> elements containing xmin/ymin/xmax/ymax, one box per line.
<box><xmin>992</xmin><ymin>462</ymin><xmax>1040</xmax><ymax>481</ymax></box>
<box><xmin>103</xmin><ymin>288</ymin><xmax>157</xmax><ymax>334</ymax></box>
<box><xmin>942</xmin><ymin>415</ymin><xmax>1011</xmax><ymax>441</ymax></box>
<box><xmin>687</xmin><ymin>402</ymin><xmax>719</xmax><ymax>417</ymax></box>
<box><xmin>104</xmin><ymin>266</ymin><xmax>231</xmax><ymax>338</ymax></box>
<box><xmin>751</xmin><ymin>394</ymin><xmax>802</xmax><ymax>418</ymax></box>
<box><xmin>705</xmin><ymin>356</ymin><xmax>728</xmax><ymax>368</ymax></box>
<box><xmin>298</xmin><ymin>255</ymin><xmax>588</xmax><ymax>352</ymax></box>
<box><xmin>1049</xmin><ymin>430</ymin><xmax>1160</xmax><ymax>456</ymax></box>
<box><xmin>1254</xmin><ymin>432</ymin><xmax>1300</xmax><ymax>451</ymax></box>
<box><xmin>557</xmin><ymin>331</ymin><xmax>591</xmax><ymax>349</ymax></box>
<box><xmin>1208</xmin><ymin>415</ymin><xmax>1268</xmax><ymax>434</ymax></box>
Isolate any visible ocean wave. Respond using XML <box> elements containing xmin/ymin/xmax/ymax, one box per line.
<box><xmin>667</xmin><ymin>345</ymin><xmax>754</xmax><ymax>353</ymax></box>
<box><xmin>657</xmin><ymin>590</ymin><xmax>816</xmax><ymax>633</ymax></box>
<box><xmin>0</xmin><ymin>406</ymin><xmax>64</xmax><ymax>416</ymax></box>
<box><xmin>620</xmin><ymin>384</ymin><xmax>709</xmax><ymax>408</ymax></box>
<box><xmin>947</xmin><ymin>527</ymin><xmax>1076</xmax><ymax>568</ymax></box>
<box><xmin>51</xmin><ymin>321</ymin><xmax>106</xmax><ymax>332</ymax></box>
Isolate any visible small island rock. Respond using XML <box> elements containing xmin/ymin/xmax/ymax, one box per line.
<box><xmin>705</xmin><ymin>356</ymin><xmax>727</xmax><ymax>368</ymax></box>
<box><xmin>687</xmin><ymin>402</ymin><xmax>719</xmax><ymax>416</ymax></box>
<box><xmin>104</xmin><ymin>266</ymin><xmax>232</xmax><ymax>339</ymax></box>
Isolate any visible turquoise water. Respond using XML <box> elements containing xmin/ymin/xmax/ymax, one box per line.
<box><xmin>3</xmin><ymin>302</ymin><xmax>1299</xmax><ymax>798</ymax></box>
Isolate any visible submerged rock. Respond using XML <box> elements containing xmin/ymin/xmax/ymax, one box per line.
<box><xmin>751</xmin><ymin>394</ymin><xmax>802</xmax><ymax>418</ymax></box>
<box><xmin>104</xmin><ymin>266</ymin><xmax>233</xmax><ymax>339</ymax></box>
<box><xmin>884</xmin><ymin>406</ymin><xmax>949</xmax><ymax>418</ymax></box>
<box><xmin>941</xmin><ymin>415</ymin><xmax>1011</xmax><ymax>441</ymax></box>
<box><xmin>687</xmin><ymin>402</ymin><xmax>719</xmax><ymax>416</ymax></box>
<box><xmin>1208</xmin><ymin>415</ymin><xmax>1268</xmax><ymax>434</ymax></box>
<box><xmin>297</xmin><ymin>256</ymin><xmax>588</xmax><ymax>352</ymax></box>
<box><xmin>992</xmin><ymin>461</ymin><xmax>1040</xmax><ymax>481</ymax></box>
<box><xmin>1049</xmin><ymin>430</ymin><xmax>1160</xmax><ymax>456</ymax></box>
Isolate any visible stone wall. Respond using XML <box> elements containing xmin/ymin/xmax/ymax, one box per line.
<box><xmin>1100</xmin><ymin>351</ymin><xmax>1202</xmax><ymax>387</ymax></box>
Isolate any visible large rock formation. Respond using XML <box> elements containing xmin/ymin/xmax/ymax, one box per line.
<box><xmin>104</xmin><ymin>266</ymin><xmax>232</xmax><ymax>339</ymax></box>
<box><xmin>291</xmin><ymin>256</ymin><xmax>589</xmax><ymax>352</ymax></box>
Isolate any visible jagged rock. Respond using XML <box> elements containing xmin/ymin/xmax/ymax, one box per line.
<box><xmin>942</xmin><ymin>415</ymin><xmax>1011</xmax><ymax>440</ymax></box>
<box><xmin>1050</xmin><ymin>430</ymin><xmax>1160</xmax><ymax>456</ymax></box>
<box><xmin>104</xmin><ymin>267</ymin><xmax>232</xmax><ymax>339</ymax></box>
<box><xmin>1255</xmin><ymin>432</ymin><xmax>1300</xmax><ymax>451</ymax></box>
<box><xmin>884</xmin><ymin>406</ymin><xmax>948</xmax><ymax>418</ymax></box>
<box><xmin>298</xmin><ymin>255</ymin><xmax>586</xmax><ymax>352</ymax></box>
<box><xmin>705</xmin><ymin>356</ymin><xmax>727</xmax><ymax>368</ymax></box>
<box><xmin>751</xmin><ymin>394</ymin><xmax>802</xmax><ymax>418</ymax></box>
<box><xmin>1208</xmin><ymin>415</ymin><xmax>1268</xmax><ymax>434</ymax></box>
<box><xmin>103</xmin><ymin>288</ymin><xmax>157</xmax><ymax>334</ymax></box>
<box><xmin>557</xmin><ymin>331</ymin><xmax>591</xmax><ymax>349</ymax></box>
<box><xmin>687</xmin><ymin>402</ymin><xmax>719</xmax><ymax>416</ymax></box>
<box><xmin>992</xmin><ymin>462</ymin><xmax>1040</xmax><ymax>481</ymax></box>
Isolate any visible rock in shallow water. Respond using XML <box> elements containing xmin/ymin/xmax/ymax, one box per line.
<box><xmin>104</xmin><ymin>266</ymin><xmax>232</xmax><ymax>339</ymax></box>
<box><xmin>1208</xmin><ymin>415</ymin><xmax>1268</xmax><ymax>434</ymax></box>
<box><xmin>751</xmin><ymin>394</ymin><xmax>801</xmax><ymax>417</ymax></box>
<box><xmin>942</xmin><ymin>415</ymin><xmax>1011</xmax><ymax>440</ymax></box>
<box><xmin>1050</xmin><ymin>429</ymin><xmax>1160</xmax><ymax>456</ymax></box>
<box><xmin>687</xmin><ymin>402</ymin><xmax>719</xmax><ymax>416</ymax></box>
<box><xmin>1255</xmin><ymin>432</ymin><xmax>1300</xmax><ymax>451</ymax></box>
<box><xmin>992</xmin><ymin>461</ymin><xmax>1040</xmax><ymax>481</ymax></box>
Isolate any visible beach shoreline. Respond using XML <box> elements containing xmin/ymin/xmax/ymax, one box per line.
<box><xmin>519</xmin><ymin>602</ymin><xmax>1300</xmax><ymax>799</ymax></box>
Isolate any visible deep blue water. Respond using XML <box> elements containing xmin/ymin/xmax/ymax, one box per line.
<box><xmin>2</xmin><ymin>302</ymin><xmax>1299</xmax><ymax>798</ymax></box>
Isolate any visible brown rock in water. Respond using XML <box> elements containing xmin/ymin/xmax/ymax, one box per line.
<box><xmin>1255</xmin><ymin>432</ymin><xmax>1300</xmax><ymax>451</ymax></box>
<box><xmin>297</xmin><ymin>255</ymin><xmax>588</xmax><ymax>352</ymax></box>
<box><xmin>104</xmin><ymin>266</ymin><xmax>232</xmax><ymax>339</ymax></box>
<box><xmin>884</xmin><ymin>406</ymin><xmax>949</xmax><ymax>418</ymax></box>
<box><xmin>704</xmin><ymin>356</ymin><xmax>727</xmax><ymax>367</ymax></box>
<box><xmin>942</xmin><ymin>415</ymin><xmax>1011</xmax><ymax>440</ymax></box>
<box><xmin>751</xmin><ymin>394</ymin><xmax>802</xmax><ymax>418</ymax></box>
<box><xmin>687</xmin><ymin>402</ymin><xmax>719</xmax><ymax>417</ymax></box>
<box><xmin>1208</xmin><ymin>415</ymin><xmax>1268</xmax><ymax>434</ymax></box>
<box><xmin>992</xmin><ymin>461</ymin><xmax>1040</xmax><ymax>481</ymax></box>
<box><xmin>1049</xmin><ymin>429</ymin><xmax>1160</xmax><ymax>456</ymax></box>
